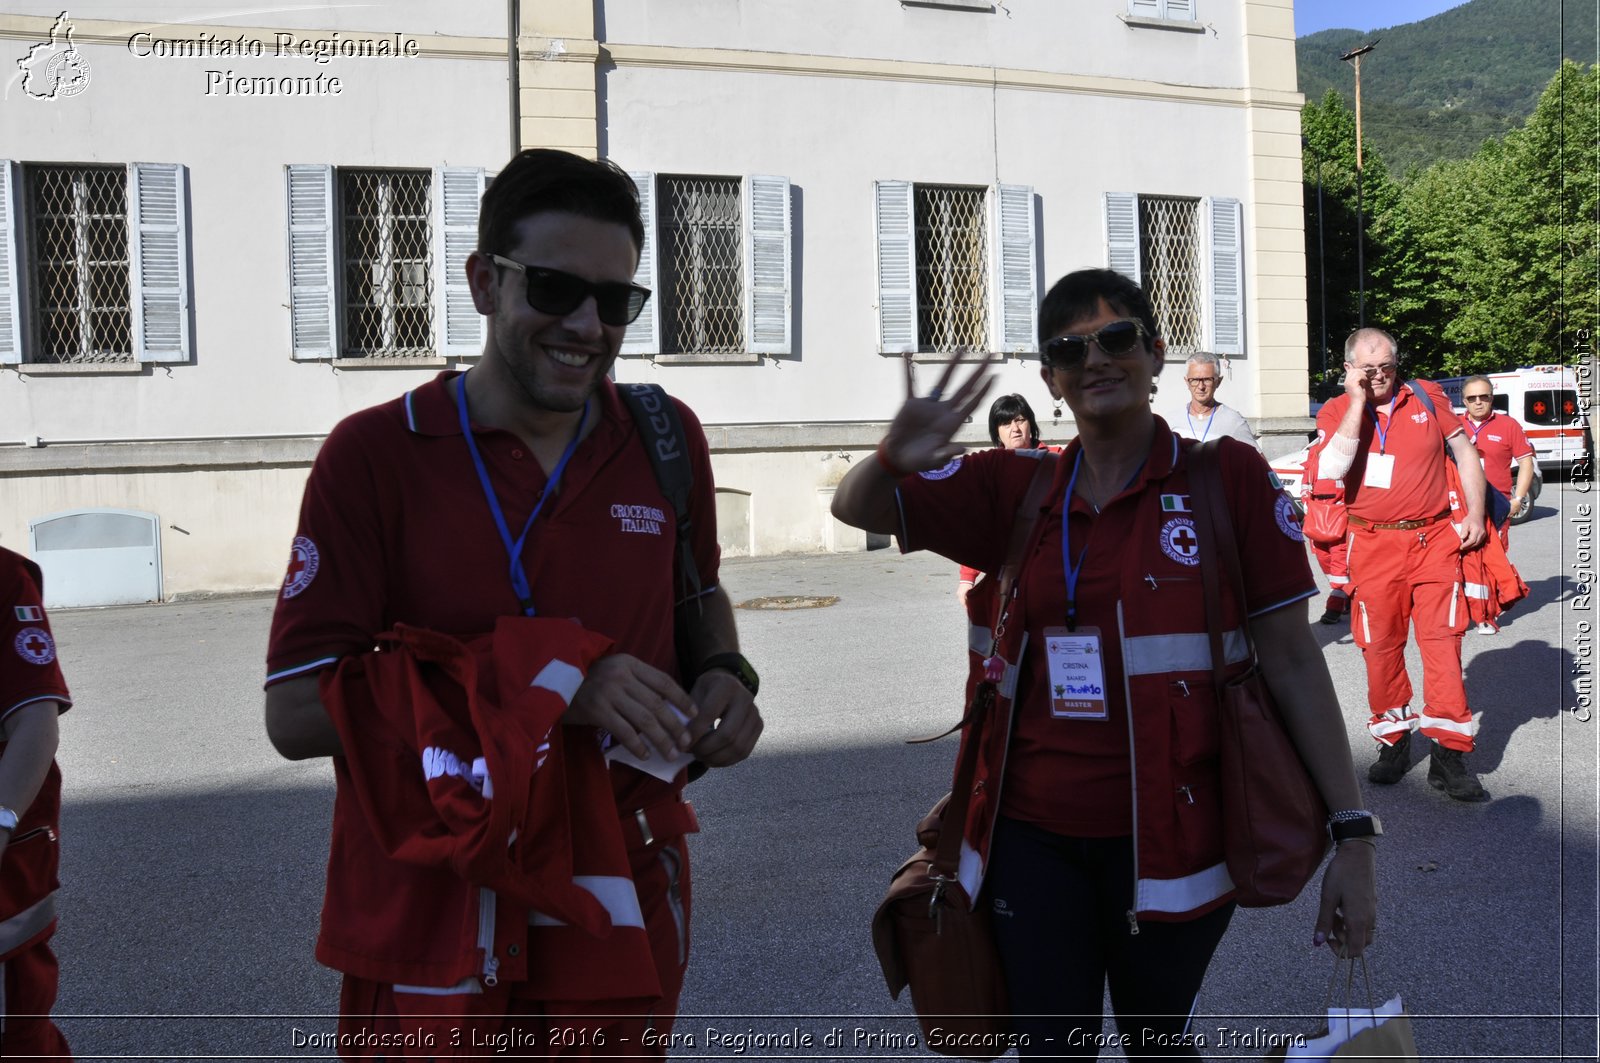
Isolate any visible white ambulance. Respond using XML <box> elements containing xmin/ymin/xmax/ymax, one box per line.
<box><xmin>1435</xmin><ymin>365</ymin><xmax>1592</xmax><ymax>474</ymax></box>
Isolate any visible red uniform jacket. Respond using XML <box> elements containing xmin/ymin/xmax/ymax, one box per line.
<box><xmin>318</xmin><ymin>616</ymin><xmax>680</xmax><ymax>1000</ymax></box>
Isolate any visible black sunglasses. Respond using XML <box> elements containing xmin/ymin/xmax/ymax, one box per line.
<box><xmin>489</xmin><ymin>255</ymin><xmax>651</xmax><ymax>326</ymax></box>
<box><xmin>1041</xmin><ymin>319</ymin><xmax>1149</xmax><ymax>370</ymax></box>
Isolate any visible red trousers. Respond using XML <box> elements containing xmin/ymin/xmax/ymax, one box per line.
<box><xmin>335</xmin><ymin>837</ymin><xmax>690</xmax><ymax>1060</ymax></box>
<box><xmin>1310</xmin><ymin>536</ymin><xmax>1350</xmax><ymax>612</ymax></box>
<box><xmin>1347</xmin><ymin>522</ymin><xmax>1475</xmax><ymax>752</ymax></box>
<box><xmin>1</xmin><ymin>937</ymin><xmax>72</xmax><ymax>1058</ymax></box>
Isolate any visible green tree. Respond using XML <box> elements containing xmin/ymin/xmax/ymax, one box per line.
<box><xmin>1301</xmin><ymin>91</ymin><xmax>1400</xmax><ymax>389</ymax></box>
<box><xmin>1367</xmin><ymin>62</ymin><xmax>1598</xmax><ymax>375</ymax></box>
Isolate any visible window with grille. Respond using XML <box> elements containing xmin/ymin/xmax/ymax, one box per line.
<box><xmin>874</xmin><ymin>181</ymin><xmax>1036</xmax><ymax>357</ymax></box>
<box><xmin>285</xmin><ymin>164</ymin><xmax>483</xmax><ymax>362</ymax></box>
<box><xmin>914</xmin><ymin>185</ymin><xmax>989</xmax><ymax>353</ymax></box>
<box><xmin>0</xmin><ymin>161</ymin><xmax>192</xmax><ymax>366</ymax></box>
<box><xmin>1139</xmin><ymin>196</ymin><xmax>1203</xmax><ymax>355</ymax></box>
<box><xmin>621</xmin><ymin>172</ymin><xmax>791</xmax><ymax>361</ymax></box>
<box><xmin>340</xmin><ymin>169</ymin><xmax>434</xmax><ymax>359</ymax></box>
<box><xmin>1104</xmin><ymin>192</ymin><xmax>1243</xmax><ymax>357</ymax></box>
<box><xmin>659</xmin><ymin>176</ymin><xmax>743</xmax><ymax>357</ymax></box>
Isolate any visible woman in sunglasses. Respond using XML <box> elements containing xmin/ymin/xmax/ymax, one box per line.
<box><xmin>833</xmin><ymin>269</ymin><xmax>1375</xmax><ymax>1059</ymax></box>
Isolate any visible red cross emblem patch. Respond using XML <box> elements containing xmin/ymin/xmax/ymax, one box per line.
<box><xmin>14</xmin><ymin>626</ymin><xmax>56</xmax><ymax>666</ymax></box>
<box><xmin>281</xmin><ymin>536</ymin><xmax>320</xmax><ymax>599</ymax></box>
<box><xmin>1160</xmin><ymin>517</ymin><xmax>1200</xmax><ymax>567</ymax></box>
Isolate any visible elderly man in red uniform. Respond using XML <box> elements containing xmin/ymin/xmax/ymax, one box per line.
<box><xmin>1458</xmin><ymin>375</ymin><xmax>1536</xmax><ymax>552</ymax></box>
<box><xmin>264</xmin><ymin>149</ymin><xmax>763</xmax><ymax>1056</ymax></box>
<box><xmin>1312</xmin><ymin>328</ymin><xmax>1490</xmax><ymax>801</ymax></box>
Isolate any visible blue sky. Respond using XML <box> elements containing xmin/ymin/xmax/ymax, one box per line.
<box><xmin>1294</xmin><ymin>0</ymin><xmax>1471</xmax><ymax>37</ymax></box>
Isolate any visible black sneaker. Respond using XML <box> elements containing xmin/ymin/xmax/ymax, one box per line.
<box><xmin>1319</xmin><ymin>608</ymin><xmax>1346</xmax><ymax>625</ymax></box>
<box><xmin>1367</xmin><ymin>732</ymin><xmax>1411</xmax><ymax>785</ymax></box>
<box><xmin>1428</xmin><ymin>743</ymin><xmax>1489</xmax><ymax>802</ymax></box>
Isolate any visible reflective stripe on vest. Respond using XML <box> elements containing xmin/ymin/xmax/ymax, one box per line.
<box><xmin>1123</xmin><ymin>629</ymin><xmax>1249</xmax><ymax>678</ymax></box>
<box><xmin>1134</xmin><ymin>860</ymin><xmax>1234</xmax><ymax>914</ymax></box>
<box><xmin>0</xmin><ymin>891</ymin><xmax>57</xmax><ymax>956</ymax></box>
<box><xmin>530</xmin><ymin>875</ymin><xmax>644</xmax><ymax>929</ymax></box>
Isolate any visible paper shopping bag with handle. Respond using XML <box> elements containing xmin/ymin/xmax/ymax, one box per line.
<box><xmin>1265</xmin><ymin>955</ymin><xmax>1419</xmax><ymax>1062</ymax></box>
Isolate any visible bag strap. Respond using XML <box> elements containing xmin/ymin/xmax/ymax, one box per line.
<box><xmin>931</xmin><ymin>681</ymin><xmax>993</xmax><ymax>878</ymax></box>
<box><xmin>1190</xmin><ymin>440</ymin><xmax>1257</xmax><ymax>687</ymax></box>
<box><xmin>908</xmin><ymin>451</ymin><xmax>1060</xmax><ymax>745</ymax></box>
<box><xmin>617</xmin><ymin>383</ymin><xmax>704</xmax><ymax>613</ymax></box>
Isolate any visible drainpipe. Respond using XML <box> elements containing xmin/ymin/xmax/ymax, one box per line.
<box><xmin>508</xmin><ymin>0</ymin><xmax>521</xmax><ymax>156</ymax></box>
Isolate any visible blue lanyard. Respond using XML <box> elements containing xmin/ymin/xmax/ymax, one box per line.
<box><xmin>455</xmin><ymin>376</ymin><xmax>589</xmax><ymax>617</ymax></box>
<box><xmin>1367</xmin><ymin>403</ymin><xmax>1392</xmax><ymax>455</ymax></box>
<box><xmin>1060</xmin><ymin>451</ymin><xmax>1088</xmax><ymax>631</ymax></box>
<box><xmin>1186</xmin><ymin>406</ymin><xmax>1214</xmax><ymax>442</ymax></box>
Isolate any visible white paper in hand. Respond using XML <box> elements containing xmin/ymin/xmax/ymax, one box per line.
<box><xmin>604</xmin><ymin>703</ymin><xmax>697</xmax><ymax>783</ymax></box>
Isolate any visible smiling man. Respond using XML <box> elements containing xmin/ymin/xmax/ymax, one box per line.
<box><xmin>263</xmin><ymin>150</ymin><xmax>762</xmax><ymax>1057</ymax></box>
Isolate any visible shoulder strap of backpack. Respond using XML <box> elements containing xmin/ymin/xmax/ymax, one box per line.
<box><xmin>617</xmin><ymin>382</ymin><xmax>704</xmax><ymax>613</ymax></box>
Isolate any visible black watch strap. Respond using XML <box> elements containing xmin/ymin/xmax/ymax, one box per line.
<box><xmin>697</xmin><ymin>652</ymin><xmax>759</xmax><ymax>697</ymax></box>
<box><xmin>1329</xmin><ymin>813</ymin><xmax>1383</xmax><ymax>842</ymax></box>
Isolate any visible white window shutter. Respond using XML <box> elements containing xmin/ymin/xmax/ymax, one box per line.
<box><xmin>286</xmin><ymin>165</ymin><xmax>337</xmax><ymax>361</ymax></box>
<box><xmin>1130</xmin><ymin>0</ymin><xmax>1161</xmax><ymax>17</ymax></box>
<box><xmin>621</xmin><ymin>171</ymin><xmax>659</xmax><ymax>356</ymax></box>
<box><xmin>1104</xmin><ymin>192</ymin><xmax>1140</xmax><ymax>285</ymax></box>
<box><xmin>1207</xmin><ymin>196</ymin><xmax>1244</xmax><ymax>356</ymax></box>
<box><xmin>0</xmin><ymin>161</ymin><xmax>22</xmax><ymax>365</ymax></box>
<box><xmin>874</xmin><ymin>180</ymin><xmax>916</xmax><ymax>354</ymax></box>
<box><xmin>1164</xmin><ymin>0</ymin><xmax>1196</xmax><ymax>19</ymax></box>
<box><xmin>991</xmin><ymin>184</ymin><xmax>1036</xmax><ymax>354</ymax></box>
<box><xmin>435</xmin><ymin>166</ymin><xmax>486</xmax><ymax>358</ymax></box>
<box><xmin>129</xmin><ymin>163</ymin><xmax>190</xmax><ymax>363</ymax></box>
<box><xmin>743</xmin><ymin>174</ymin><xmax>791</xmax><ymax>355</ymax></box>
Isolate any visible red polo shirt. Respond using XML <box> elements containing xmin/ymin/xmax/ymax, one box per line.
<box><xmin>896</xmin><ymin>424</ymin><xmax>1314</xmax><ymax>836</ymax></box>
<box><xmin>1316</xmin><ymin>380</ymin><xmax>1460</xmax><ymax>524</ymax></box>
<box><xmin>1459</xmin><ymin>411</ymin><xmax>1533</xmax><ymax>498</ymax></box>
<box><xmin>266</xmin><ymin>372</ymin><xmax>721</xmax><ymax>811</ymax></box>
<box><xmin>2</xmin><ymin>549</ymin><xmax>71</xmax><ymax>723</ymax></box>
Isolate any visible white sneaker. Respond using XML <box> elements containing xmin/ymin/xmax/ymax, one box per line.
<box><xmin>1477</xmin><ymin>621</ymin><xmax>1497</xmax><ymax>635</ymax></box>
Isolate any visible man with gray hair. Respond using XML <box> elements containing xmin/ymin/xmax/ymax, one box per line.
<box><xmin>1172</xmin><ymin>351</ymin><xmax>1260</xmax><ymax>450</ymax></box>
<box><xmin>1310</xmin><ymin>327</ymin><xmax>1490</xmax><ymax>801</ymax></box>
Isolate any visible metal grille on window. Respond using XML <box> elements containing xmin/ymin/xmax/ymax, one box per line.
<box><xmin>340</xmin><ymin>169</ymin><xmax>433</xmax><ymax>358</ymax></box>
<box><xmin>1138</xmin><ymin>196</ymin><xmax>1203</xmax><ymax>355</ymax></box>
<box><xmin>28</xmin><ymin>165</ymin><xmax>134</xmax><ymax>363</ymax></box>
<box><xmin>914</xmin><ymin>185</ymin><xmax>988</xmax><ymax>353</ymax></box>
<box><xmin>659</xmin><ymin>176</ymin><xmax>743</xmax><ymax>356</ymax></box>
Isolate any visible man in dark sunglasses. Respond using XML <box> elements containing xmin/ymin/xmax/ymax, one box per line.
<box><xmin>1457</xmin><ymin>375</ymin><xmax>1535</xmax><ymax>557</ymax></box>
<box><xmin>1311</xmin><ymin>328</ymin><xmax>1490</xmax><ymax>802</ymax></box>
<box><xmin>265</xmin><ymin>149</ymin><xmax>762</xmax><ymax>1054</ymax></box>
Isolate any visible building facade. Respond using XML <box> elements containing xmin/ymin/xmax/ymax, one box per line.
<box><xmin>0</xmin><ymin>0</ymin><xmax>1310</xmax><ymax>602</ymax></box>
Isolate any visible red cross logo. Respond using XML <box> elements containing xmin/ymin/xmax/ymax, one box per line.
<box><xmin>1533</xmin><ymin>400</ymin><xmax>1548</xmax><ymax>416</ymax></box>
<box><xmin>281</xmin><ymin>536</ymin><xmax>320</xmax><ymax>599</ymax></box>
<box><xmin>1160</xmin><ymin>517</ymin><xmax>1201</xmax><ymax>567</ymax></box>
<box><xmin>13</xmin><ymin>626</ymin><xmax>55</xmax><ymax>665</ymax></box>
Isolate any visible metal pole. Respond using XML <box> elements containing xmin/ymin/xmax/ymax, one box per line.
<box><xmin>1317</xmin><ymin>153</ymin><xmax>1328</xmax><ymax>381</ymax></box>
<box><xmin>1340</xmin><ymin>41</ymin><xmax>1377</xmax><ymax>330</ymax></box>
<box><xmin>1354</xmin><ymin>52</ymin><xmax>1365</xmax><ymax>327</ymax></box>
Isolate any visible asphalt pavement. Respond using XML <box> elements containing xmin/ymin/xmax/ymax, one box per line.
<box><xmin>41</xmin><ymin>483</ymin><xmax>1598</xmax><ymax>1061</ymax></box>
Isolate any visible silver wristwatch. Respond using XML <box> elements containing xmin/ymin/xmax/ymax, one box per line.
<box><xmin>0</xmin><ymin>806</ymin><xmax>18</xmax><ymax>833</ymax></box>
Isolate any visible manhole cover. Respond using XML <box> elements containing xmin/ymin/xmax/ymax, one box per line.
<box><xmin>735</xmin><ymin>595</ymin><xmax>839</xmax><ymax>610</ymax></box>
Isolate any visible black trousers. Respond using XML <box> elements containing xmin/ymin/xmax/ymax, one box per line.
<box><xmin>986</xmin><ymin>816</ymin><xmax>1234</xmax><ymax>1060</ymax></box>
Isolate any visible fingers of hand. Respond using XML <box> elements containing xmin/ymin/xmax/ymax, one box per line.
<box><xmin>693</xmin><ymin>702</ymin><xmax>763</xmax><ymax>766</ymax></box>
<box><xmin>576</xmin><ymin>656</ymin><xmax>694</xmax><ymax>758</ymax></box>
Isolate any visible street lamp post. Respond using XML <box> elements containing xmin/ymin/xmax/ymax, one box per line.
<box><xmin>1340</xmin><ymin>39</ymin><xmax>1378</xmax><ymax>329</ymax></box>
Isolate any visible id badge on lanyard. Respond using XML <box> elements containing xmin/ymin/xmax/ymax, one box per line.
<box><xmin>1363</xmin><ymin>406</ymin><xmax>1396</xmax><ymax>489</ymax></box>
<box><xmin>1045</xmin><ymin>626</ymin><xmax>1109</xmax><ymax>720</ymax></box>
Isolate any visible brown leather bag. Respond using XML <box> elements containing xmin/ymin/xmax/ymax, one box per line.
<box><xmin>1191</xmin><ymin>441</ymin><xmax>1330</xmax><ymax>907</ymax></box>
<box><xmin>869</xmin><ymin>452</ymin><xmax>1058</xmax><ymax>1060</ymax></box>
<box><xmin>870</xmin><ymin>683</ymin><xmax>1010</xmax><ymax>1059</ymax></box>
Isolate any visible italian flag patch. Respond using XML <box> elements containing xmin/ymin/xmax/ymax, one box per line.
<box><xmin>1160</xmin><ymin>494</ymin><xmax>1190</xmax><ymax>513</ymax></box>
